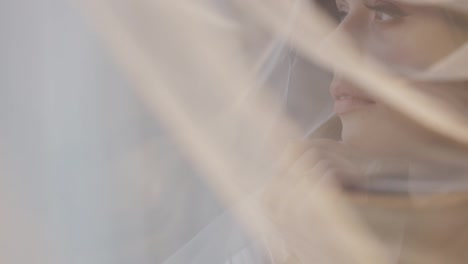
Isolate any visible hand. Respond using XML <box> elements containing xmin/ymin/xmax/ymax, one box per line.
<box><xmin>260</xmin><ymin>139</ymin><xmax>390</xmax><ymax>263</ymax></box>
<box><xmin>279</xmin><ymin>139</ymin><xmax>377</xmax><ymax>189</ymax></box>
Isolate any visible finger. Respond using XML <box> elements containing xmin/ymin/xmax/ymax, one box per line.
<box><xmin>291</xmin><ymin>146</ymin><xmax>371</xmax><ymax>189</ymax></box>
<box><xmin>276</xmin><ymin>159</ymin><xmax>339</xmax><ymax>219</ymax></box>
<box><xmin>264</xmin><ymin>155</ymin><xmax>328</xmax><ymax>222</ymax></box>
<box><xmin>265</xmin><ymin>141</ymin><xmax>323</xmax><ymax>207</ymax></box>
<box><xmin>264</xmin><ymin>140</ymin><xmax>348</xmax><ymax>216</ymax></box>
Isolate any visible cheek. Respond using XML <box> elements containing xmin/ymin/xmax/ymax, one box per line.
<box><xmin>367</xmin><ymin>18</ymin><xmax>466</xmax><ymax>71</ymax></box>
<box><xmin>420</xmin><ymin>85</ymin><xmax>468</xmax><ymax>116</ymax></box>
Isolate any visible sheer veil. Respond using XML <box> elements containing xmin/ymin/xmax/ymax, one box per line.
<box><xmin>3</xmin><ymin>0</ymin><xmax>468</xmax><ymax>263</ymax></box>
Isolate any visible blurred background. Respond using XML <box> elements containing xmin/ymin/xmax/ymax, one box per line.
<box><xmin>0</xmin><ymin>1</ymin><xmax>336</xmax><ymax>263</ymax></box>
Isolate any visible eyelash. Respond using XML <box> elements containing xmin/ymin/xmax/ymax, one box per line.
<box><xmin>336</xmin><ymin>1</ymin><xmax>408</xmax><ymax>24</ymax></box>
<box><xmin>365</xmin><ymin>2</ymin><xmax>408</xmax><ymax>23</ymax></box>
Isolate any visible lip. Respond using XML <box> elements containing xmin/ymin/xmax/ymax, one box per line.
<box><xmin>330</xmin><ymin>82</ymin><xmax>376</xmax><ymax>115</ymax></box>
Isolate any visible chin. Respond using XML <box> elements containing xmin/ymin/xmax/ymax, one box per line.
<box><xmin>339</xmin><ymin>109</ymin><xmax>420</xmax><ymax>158</ymax></box>
<box><xmin>341</xmin><ymin>122</ymin><xmax>394</xmax><ymax>156</ymax></box>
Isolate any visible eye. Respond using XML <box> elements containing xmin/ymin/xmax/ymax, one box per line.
<box><xmin>364</xmin><ymin>1</ymin><xmax>408</xmax><ymax>24</ymax></box>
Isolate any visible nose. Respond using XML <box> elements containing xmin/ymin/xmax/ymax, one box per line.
<box><xmin>319</xmin><ymin>4</ymin><xmax>371</xmax><ymax>88</ymax></box>
<box><xmin>319</xmin><ymin>5</ymin><xmax>369</xmax><ymax>59</ymax></box>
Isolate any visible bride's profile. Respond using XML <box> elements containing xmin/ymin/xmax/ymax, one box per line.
<box><xmin>143</xmin><ymin>0</ymin><xmax>468</xmax><ymax>263</ymax></box>
<box><xmin>260</xmin><ymin>0</ymin><xmax>468</xmax><ymax>263</ymax></box>
<box><xmin>7</xmin><ymin>0</ymin><xmax>468</xmax><ymax>263</ymax></box>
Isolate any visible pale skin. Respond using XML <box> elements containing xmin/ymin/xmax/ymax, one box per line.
<box><xmin>299</xmin><ymin>0</ymin><xmax>468</xmax><ymax>185</ymax></box>
<box><xmin>263</xmin><ymin>1</ymin><xmax>468</xmax><ymax>262</ymax></box>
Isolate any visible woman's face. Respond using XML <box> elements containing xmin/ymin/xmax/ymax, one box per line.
<box><xmin>330</xmin><ymin>0</ymin><xmax>468</xmax><ymax>157</ymax></box>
